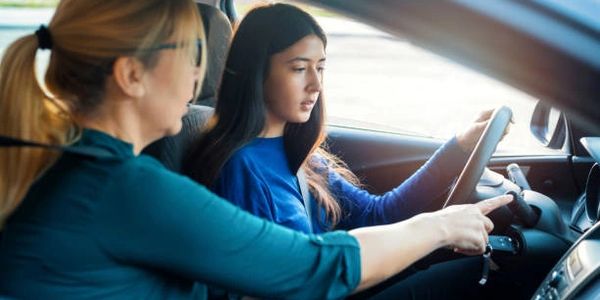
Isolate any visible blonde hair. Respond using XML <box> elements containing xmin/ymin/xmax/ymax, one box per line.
<box><xmin>0</xmin><ymin>0</ymin><xmax>206</xmax><ymax>227</ymax></box>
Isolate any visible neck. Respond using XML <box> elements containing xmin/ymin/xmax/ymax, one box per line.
<box><xmin>77</xmin><ymin>102</ymin><xmax>149</xmax><ymax>155</ymax></box>
<box><xmin>260</xmin><ymin>112</ymin><xmax>286</xmax><ymax>138</ymax></box>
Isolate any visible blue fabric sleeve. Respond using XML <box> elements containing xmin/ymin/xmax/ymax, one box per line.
<box><xmin>93</xmin><ymin>157</ymin><xmax>361</xmax><ymax>300</ymax></box>
<box><xmin>333</xmin><ymin>137</ymin><xmax>469</xmax><ymax>230</ymax></box>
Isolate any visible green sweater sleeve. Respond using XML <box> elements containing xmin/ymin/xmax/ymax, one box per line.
<box><xmin>93</xmin><ymin>157</ymin><xmax>361</xmax><ymax>299</ymax></box>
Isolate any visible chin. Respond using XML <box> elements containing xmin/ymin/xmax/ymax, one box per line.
<box><xmin>294</xmin><ymin>114</ymin><xmax>312</xmax><ymax>124</ymax></box>
<box><xmin>292</xmin><ymin>118</ymin><xmax>310</xmax><ymax>124</ymax></box>
<box><xmin>165</xmin><ymin>121</ymin><xmax>183</xmax><ymax>137</ymax></box>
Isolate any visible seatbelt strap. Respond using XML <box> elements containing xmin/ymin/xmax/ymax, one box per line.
<box><xmin>0</xmin><ymin>135</ymin><xmax>117</xmax><ymax>159</ymax></box>
<box><xmin>297</xmin><ymin>168</ymin><xmax>314</xmax><ymax>233</ymax></box>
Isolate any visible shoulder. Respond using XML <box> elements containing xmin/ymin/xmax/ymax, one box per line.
<box><xmin>109</xmin><ymin>154</ymin><xmax>215</xmax><ymax>202</ymax></box>
<box><xmin>220</xmin><ymin>143</ymin><xmax>263</xmax><ymax>177</ymax></box>
<box><xmin>228</xmin><ymin>144</ymin><xmax>257</xmax><ymax>166</ymax></box>
<box><xmin>214</xmin><ymin>145</ymin><xmax>266</xmax><ymax>196</ymax></box>
<box><xmin>213</xmin><ymin>147</ymin><xmax>273</xmax><ymax>213</ymax></box>
<box><xmin>122</xmin><ymin>154</ymin><xmax>174</xmax><ymax>180</ymax></box>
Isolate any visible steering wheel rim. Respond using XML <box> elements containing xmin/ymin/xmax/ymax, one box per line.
<box><xmin>442</xmin><ymin>106</ymin><xmax>513</xmax><ymax>208</ymax></box>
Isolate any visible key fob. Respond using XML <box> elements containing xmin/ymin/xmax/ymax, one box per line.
<box><xmin>488</xmin><ymin>235</ymin><xmax>518</xmax><ymax>254</ymax></box>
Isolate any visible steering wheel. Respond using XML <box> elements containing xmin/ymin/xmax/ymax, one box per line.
<box><xmin>442</xmin><ymin>106</ymin><xmax>513</xmax><ymax>208</ymax></box>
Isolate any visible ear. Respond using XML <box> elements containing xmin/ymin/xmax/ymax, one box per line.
<box><xmin>111</xmin><ymin>56</ymin><xmax>146</xmax><ymax>98</ymax></box>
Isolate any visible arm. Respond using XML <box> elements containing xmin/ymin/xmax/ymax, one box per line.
<box><xmin>94</xmin><ymin>160</ymin><xmax>360</xmax><ymax>300</ymax></box>
<box><xmin>350</xmin><ymin>195</ymin><xmax>513</xmax><ymax>291</ymax></box>
<box><xmin>95</xmin><ymin>158</ymin><xmax>510</xmax><ymax>297</ymax></box>
<box><xmin>334</xmin><ymin>137</ymin><xmax>469</xmax><ymax>229</ymax></box>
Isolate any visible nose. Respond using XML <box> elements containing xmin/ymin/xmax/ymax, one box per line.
<box><xmin>306</xmin><ymin>67</ymin><xmax>322</xmax><ymax>93</ymax></box>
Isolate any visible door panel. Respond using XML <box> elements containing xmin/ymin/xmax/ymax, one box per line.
<box><xmin>327</xmin><ymin>126</ymin><xmax>444</xmax><ymax>193</ymax></box>
<box><xmin>327</xmin><ymin>126</ymin><xmax>587</xmax><ymax>211</ymax></box>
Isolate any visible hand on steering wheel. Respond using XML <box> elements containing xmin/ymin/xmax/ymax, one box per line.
<box><xmin>455</xmin><ymin>109</ymin><xmax>512</xmax><ymax>153</ymax></box>
<box><xmin>443</xmin><ymin>106</ymin><xmax>513</xmax><ymax>208</ymax></box>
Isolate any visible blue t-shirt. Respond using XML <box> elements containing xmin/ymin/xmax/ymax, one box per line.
<box><xmin>213</xmin><ymin>136</ymin><xmax>469</xmax><ymax>233</ymax></box>
<box><xmin>0</xmin><ymin>129</ymin><xmax>361</xmax><ymax>300</ymax></box>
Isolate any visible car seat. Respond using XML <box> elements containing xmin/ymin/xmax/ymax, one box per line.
<box><xmin>142</xmin><ymin>3</ymin><xmax>232</xmax><ymax>172</ymax></box>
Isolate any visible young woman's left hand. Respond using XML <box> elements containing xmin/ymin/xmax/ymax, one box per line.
<box><xmin>455</xmin><ymin>109</ymin><xmax>512</xmax><ymax>152</ymax></box>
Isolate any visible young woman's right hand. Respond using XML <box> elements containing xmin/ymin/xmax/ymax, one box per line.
<box><xmin>427</xmin><ymin>195</ymin><xmax>513</xmax><ymax>255</ymax></box>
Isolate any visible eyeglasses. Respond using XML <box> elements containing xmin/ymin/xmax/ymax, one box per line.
<box><xmin>144</xmin><ymin>39</ymin><xmax>203</xmax><ymax>67</ymax></box>
<box><xmin>104</xmin><ymin>39</ymin><xmax>203</xmax><ymax>74</ymax></box>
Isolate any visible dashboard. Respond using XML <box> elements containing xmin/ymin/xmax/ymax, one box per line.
<box><xmin>532</xmin><ymin>137</ymin><xmax>600</xmax><ymax>299</ymax></box>
<box><xmin>533</xmin><ymin>219</ymin><xmax>600</xmax><ymax>299</ymax></box>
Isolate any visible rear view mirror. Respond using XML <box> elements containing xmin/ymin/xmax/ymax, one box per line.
<box><xmin>530</xmin><ymin>101</ymin><xmax>566</xmax><ymax>149</ymax></box>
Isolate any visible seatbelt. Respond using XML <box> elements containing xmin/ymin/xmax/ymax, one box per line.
<box><xmin>297</xmin><ymin>168</ymin><xmax>314</xmax><ymax>233</ymax></box>
<box><xmin>0</xmin><ymin>135</ymin><xmax>117</xmax><ymax>159</ymax></box>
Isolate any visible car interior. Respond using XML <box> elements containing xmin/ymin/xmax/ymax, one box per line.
<box><xmin>1</xmin><ymin>0</ymin><xmax>599</xmax><ymax>299</ymax></box>
<box><xmin>140</xmin><ymin>1</ymin><xmax>600</xmax><ymax>299</ymax></box>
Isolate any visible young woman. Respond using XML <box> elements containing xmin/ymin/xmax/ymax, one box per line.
<box><xmin>0</xmin><ymin>0</ymin><xmax>510</xmax><ymax>299</ymax></box>
<box><xmin>186</xmin><ymin>4</ymin><xmax>510</xmax><ymax>298</ymax></box>
<box><xmin>187</xmin><ymin>3</ymin><xmax>498</xmax><ymax>235</ymax></box>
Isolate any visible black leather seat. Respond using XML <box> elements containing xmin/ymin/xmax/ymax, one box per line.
<box><xmin>142</xmin><ymin>3</ymin><xmax>232</xmax><ymax>172</ymax></box>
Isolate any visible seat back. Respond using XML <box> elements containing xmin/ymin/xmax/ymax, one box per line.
<box><xmin>142</xmin><ymin>3</ymin><xmax>232</xmax><ymax>172</ymax></box>
<box><xmin>143</xmin><ymin>105</ymin><xmax>213</xmax><ymax>172</ymax></box>
<box><xmin>197</xmin><ymin>2</ymin><xmax>232</xmax><ymax>107</ymax></box>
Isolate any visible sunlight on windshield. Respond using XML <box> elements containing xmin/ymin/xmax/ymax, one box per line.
<box><xmin>319</xmin><ymin>16</ymin><xmax>558</xmax><ymax>155</ymax></box>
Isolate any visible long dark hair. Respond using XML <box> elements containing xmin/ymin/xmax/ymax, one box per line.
<box><xmin>186</xmin><ymin>3</ymin><xmax>359</xmax><ymax>226</ymax></box>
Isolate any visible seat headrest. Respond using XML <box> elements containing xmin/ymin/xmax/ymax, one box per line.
<box><xmin>196</xmin><ymin>3</ymin><xmax>232</xmax><ymax>107</ymax></box>
<box><xmin>143</xmin><ymin>105</ymin><xmax>214</xmax><ymax>172</ymax></box>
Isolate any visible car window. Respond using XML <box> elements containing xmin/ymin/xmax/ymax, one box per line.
<box><xmin>1</xmin><ymin>2</ymin><xmax>562</xmax><ymax>156</ymax></box>
<box><xmin>235</xmin><ymin>1</ymin><xmax>563</xmax><ymax>156</ymax></box>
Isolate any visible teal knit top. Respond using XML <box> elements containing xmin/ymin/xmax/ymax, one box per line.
<box><xmin>0</xmin><ymin>129</ymin><xmax>360</xmax><ymax>299</ymax></box>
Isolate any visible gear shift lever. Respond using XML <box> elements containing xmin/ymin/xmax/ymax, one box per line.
<box><xmin>507</xmin><ymin>163</ymin><xmax>531</xmax><ymax>191</ymax></box>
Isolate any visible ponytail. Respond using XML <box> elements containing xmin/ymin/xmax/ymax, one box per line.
<box><xmin>0</xmin><ymin>0</ymin><xmax>204</xmax><ymax>228</ymax></box>
<box><xmin>0</xmin><ymin>34</ymin><xmax>72</xmax><ymax>227</ymax></box>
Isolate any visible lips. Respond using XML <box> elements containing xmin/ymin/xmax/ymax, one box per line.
<box><xmin>301</xmin><ymin>100</ymin><xmax>316</xmax><ymax>106</ymax></box>
<box><xmin>300</xmin><ymin>100</ymin><xmax>316</xmax><ymax>112</ymax></box>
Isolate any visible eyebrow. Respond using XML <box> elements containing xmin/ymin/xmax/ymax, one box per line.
<box><xmin>286</xmin><ymin>57</ymin><xmax>326</xmax><ymax>63</ymax></box>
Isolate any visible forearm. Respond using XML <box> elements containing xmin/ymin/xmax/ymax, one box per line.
<box><xmin>333</xmin><ymin>138</ymin><xmax>469</xmax><ymax>229</ymax></box>
<box><xmin>348</xmin><ymin>213</ymin><xmax>447</xmax><ymax>292</ymax></box>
